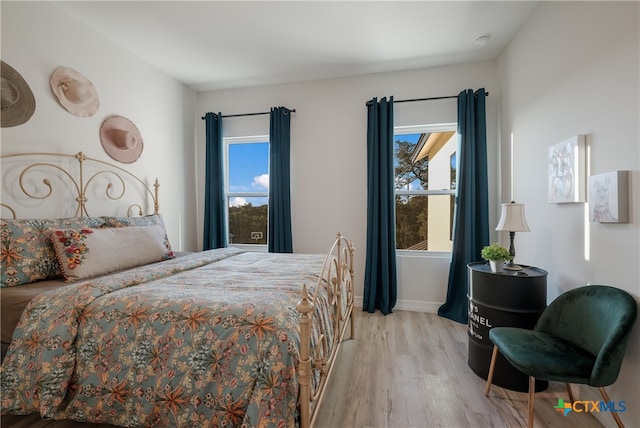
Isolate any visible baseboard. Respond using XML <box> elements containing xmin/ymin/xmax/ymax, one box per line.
<box><xmin>354</xmin><ymin>296</ymin><xmax>442</xmax><ymax>314</ymax></box>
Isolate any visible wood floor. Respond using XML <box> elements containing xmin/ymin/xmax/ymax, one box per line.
<box><xmin>2</xmin><ymin>310</ymin><xmax>607</xmax><ymax>428</ymax></box>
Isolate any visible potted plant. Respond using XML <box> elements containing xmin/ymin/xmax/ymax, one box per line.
<box><xmin>481</xmin><ymin>243</ymin><xmax>513</xmax><ymax>273</ymax></box>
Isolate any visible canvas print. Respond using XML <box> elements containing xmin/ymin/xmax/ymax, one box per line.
<box><xmin>589</xmin><ymin>171</ymin><xmax>629</xmax><ymax>223</ymax></box>
<box><xmin>548</xmin><ymin>135</ymin><xmax>586</xmax><ymax>203</ymax></box>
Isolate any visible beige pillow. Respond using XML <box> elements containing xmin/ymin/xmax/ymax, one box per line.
<box><xmin>51</xmin><ymin>224</ymin><xmax>173</xmax><ymax>281</ymax></box>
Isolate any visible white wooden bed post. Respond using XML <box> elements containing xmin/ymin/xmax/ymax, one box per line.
<box><xmin>297</xmin><ymin>285</ymin><xmax>314</xmax><ymax>428</ymax></box>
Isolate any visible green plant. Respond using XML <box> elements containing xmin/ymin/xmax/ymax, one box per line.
<box><xmin>481</xmin><ymin>243</ymin><xmax>513</xmax><ymax>261</ymax></box>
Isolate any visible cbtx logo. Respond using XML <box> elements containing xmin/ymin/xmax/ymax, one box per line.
<box><xmin>554</xmin><ymin>399</ymin><xmax>626</xmax><ymax>416</ymax></box>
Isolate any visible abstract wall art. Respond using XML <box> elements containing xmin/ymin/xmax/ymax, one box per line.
<box><xmin>547</xmin><ymin>135</ymin><xmax>586</xmax><ymax>203</ymax></box>
<box><xmin>589</xmin><ymin>171</ymin><xmax>629</xmax><ymax>223</ymax></box>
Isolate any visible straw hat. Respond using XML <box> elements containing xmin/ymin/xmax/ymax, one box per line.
<box><xmin>1</xmin><ymin>61</ymin><xmax>36</xmax><ymax>127</ymax></box>
<box><xmin>50</xmin><ymin>66</ymin><xmax>99</xmax><ymax>117</ymax></box>
<box><xmin>100</xmin><ymin>115</ymin><xmax>144</xmax><ymax>164</ymax></box>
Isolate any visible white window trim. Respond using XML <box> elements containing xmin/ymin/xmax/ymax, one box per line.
<box><xmin>394</xmin><ymin>123</ymin><xmax>457</xmax><ymax>257</ymax></box>
<box><xmin>396</xmin><ymin>248</ymin><xmax>453</xmax><ymax>258</ymax></box>
<box><xmin>223</xmin><ymin>135</ymin><xmax>269</xmax><ymax>249</ymax></box>
<box><xmin>395</xmin><ymin>123</ymin><xmax>457</xmax><ymax>134</ymax></box>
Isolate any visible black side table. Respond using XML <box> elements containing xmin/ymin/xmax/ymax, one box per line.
<box><xmin>467</xmin><ymin>262</ymin><xmax>548</xmax><ymax>392</ymax></box>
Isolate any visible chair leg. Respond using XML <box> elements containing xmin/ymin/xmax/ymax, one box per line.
<box><xmin>566</xmin><ymin>383</ymin><xmax>574</xmax><ymax>402</ymax></box>
<box><xmin>484</xmin><ymin>345</ymin><xmax>499</xmax><ymax>397</ymax></box>
<box><xmin>598</xmin><ymin>387</ymin><xmax>624</xmax><ymax>428</ymax></box>
<box><xmin>528</xmin><ymin>376</ymin><xmax>535</xmax><ymax>428</ymax></box>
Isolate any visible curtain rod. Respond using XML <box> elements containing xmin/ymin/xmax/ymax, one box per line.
<box><xmin>365</xmin><ymin>92</ymin><xmax>488</xmax><ymax>106</ymax></box>
<box><xmin>201</xmin><ymin>108</ymin><xmax>296</xmax><ymax>120</ymax></box>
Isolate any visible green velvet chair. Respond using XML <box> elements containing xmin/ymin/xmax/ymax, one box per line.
<box><xmin>484</xmin><ymin>285</ymin><xmax>637</xmax><ymax>428</ymax></box>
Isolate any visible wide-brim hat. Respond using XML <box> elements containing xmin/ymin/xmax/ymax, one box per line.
<box><xmin>100</xmin><ymin>115</ymin><xmax>144</xmax><ymax>164</ymax></box>
<box><xmin>1</xmin><ymin>61</ymin><xmax>36</xmax><ymax>127</ymax></box>
<box><xmin>50</xmin><ymin>66</ymin><xmax>99</xmax><ymax>117</ymax></box>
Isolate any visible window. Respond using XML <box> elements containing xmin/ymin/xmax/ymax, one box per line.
<box><xmin>394</xmin><ymin>124</ymin><xmax>457</xmax><ymax>252</ymax></box>
<box><xmin>224</xmin><ymin>136</ymin><xmax>269</xmax><ymax>246</ymax></box>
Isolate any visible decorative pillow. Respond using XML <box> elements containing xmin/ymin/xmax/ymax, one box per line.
<box><xmin>1</xmin><ymin>217</ymin><xmax>105</xmax><ymax>287</ymax></box>
<box><xmin>101</xmin><ymin>213</ymin><xmax>166</xmax><ymax>228</ymax></box>
<box><xmin>51</xmin><ymin>224</ymin><xmax>174</xmax><ymax>282</ymax></box>
<box><xmin>100</xmin><ymin>214</ymin><xmax>173</xmax><ymax>260</ymax></box>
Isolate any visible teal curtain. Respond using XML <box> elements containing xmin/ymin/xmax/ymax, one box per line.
<box><xmin>268</xmin><ymin>107</ymin><xmax>293</xmax><ymax>253</ymax></box>
<box><xmin>203</xmin><ymin>112</ymin><xmax>227</xmax><ymax>250</ymax></box>
<box><xmin>363</xmin><ymin>97</ymin><xmax>397</xmax><ymax>315</ymax></box>
<box><xmin>438</xmin><ymin>88</ymin><xmax>489</xmax><ymax>323</ymax></box>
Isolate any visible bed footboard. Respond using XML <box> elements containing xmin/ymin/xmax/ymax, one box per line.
<box><xmin>298</xmin><ymin>232</ymin><xmax>355</xmax><ymax>428</ymax></box>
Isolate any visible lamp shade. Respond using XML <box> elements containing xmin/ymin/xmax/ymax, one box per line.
<box><xmin>495</xmin><ymin>202</ymin><xmax>530</xmax><ymax>232</ymax></box>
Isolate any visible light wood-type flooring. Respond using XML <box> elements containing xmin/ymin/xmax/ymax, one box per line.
<box><xmin>2</xmin><ymin>310</ymin><xmax>608</xmax><ymax>428</ymax></box>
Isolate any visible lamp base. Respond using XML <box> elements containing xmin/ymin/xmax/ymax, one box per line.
<box><xmin>503</xmin><ymin>262</ymin><xmax>524</xmax><ymax>271</ymax></box>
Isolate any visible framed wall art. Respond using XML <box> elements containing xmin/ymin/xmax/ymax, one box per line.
<box><xmin>547</xmin><ymin>135</ymin><xmax>586</xmax><ymax>203</ymax></box>
<box><xmin>588</xmin><ymin>171</ymin><xmax>629</xmax><ymax>223</ymax></box>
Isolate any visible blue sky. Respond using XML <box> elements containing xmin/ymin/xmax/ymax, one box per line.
<box><xmin>228</xmin><ymin>141</ymin><xmax>269</xmax><ymax>207</ymax></box>
<box><xmin>228</xmin><ymin>141</ymin><xmax>269</xmax><ymax>193</ymax></box>
<box><xmin>397</xmin><ymin>133</ymin><xmax>420</xmax><ymax>144</ymax></box>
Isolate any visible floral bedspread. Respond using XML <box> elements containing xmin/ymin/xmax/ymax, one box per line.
<box><xmin>1</xmin><ymin>248</ymin><xmax>334</xmax><ymax>427</ymax></box>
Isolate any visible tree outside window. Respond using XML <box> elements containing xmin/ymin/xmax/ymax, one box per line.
<box><xmin>394</xmin><ymin>124</ymin><xmax>457</xmax><ymax>252</ymax></box>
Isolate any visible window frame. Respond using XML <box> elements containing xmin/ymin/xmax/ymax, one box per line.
<box><xmin>394</xmin><ymin>123</ymin><xmax>458</xmax><ymax>257</ymax></box>
<box><xmin>223</xmin><ymin>135</ymin><xmax>270</xmax><ymax>251</ymax></box>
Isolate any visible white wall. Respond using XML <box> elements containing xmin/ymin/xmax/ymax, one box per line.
<box><xmin>0</xmin><ymin>1</ymin><xmax>198</xmax><ymax>251</ymax></box>
<box><xmin>497</xmin><ymin>2</ymin><xmax>640</xmax><ymax>425</ymax></box>
<box><xmin>197</xmin><ymin>61</ymin><xmax>499</xmax><ymax>311</ymax></box>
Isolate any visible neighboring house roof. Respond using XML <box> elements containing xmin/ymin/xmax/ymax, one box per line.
<box><xmin>405</xmin><ymin>240</ymin><xmax>428</xmax><ymax>251</ymax></box>
<box><xmin>411</xmin><ymin>131</ymin><xmax>456</xmax><ymax>163</ymax></box>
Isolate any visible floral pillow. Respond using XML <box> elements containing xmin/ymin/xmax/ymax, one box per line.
<box><xmin>51</xmin><ymin>224</ymin><xmax>174</xmax><ymax>282</ymax></box>
<box><xmin>1</xmin><ymin>217</ymin><xmax>105</xmax><ymax>287</ymax></box>
<box><xmin>101</xmin><ymin>213</ymin><xmax>166</xmax><ymax>228</ymax></box>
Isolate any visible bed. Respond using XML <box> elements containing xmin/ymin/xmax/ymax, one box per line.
<box><xmin>0</xmin><ymin>152</ymin><xmax>355</xmax><ymax>428</ymax></box>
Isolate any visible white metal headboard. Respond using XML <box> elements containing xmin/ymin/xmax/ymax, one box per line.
<box><xmin>1</xmin><ymin>152</ymin><xmax>159</xmax><ymax>219</ymax></box>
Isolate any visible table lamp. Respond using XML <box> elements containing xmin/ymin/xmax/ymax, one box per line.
<box><xmin>495</xmin><ymin>201</ymin><xmax>530</xmax><ymax>271</ymax></box>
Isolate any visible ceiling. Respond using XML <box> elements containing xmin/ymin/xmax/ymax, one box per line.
<box><xmin>54</xmin><ymin>1</ymin><xmax>539</xmax><ymax>93</ymax></box>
